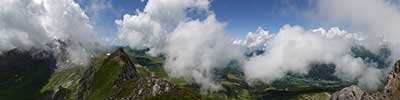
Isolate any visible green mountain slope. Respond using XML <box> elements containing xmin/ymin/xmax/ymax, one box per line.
<box><xmin>1</xmin><ymin>47</ymin><xmax>372</xmax><ymax>100</ymax></box>
<box><xmin>41</xmin><ymin>48</ymin><xmax>204</xmax><ymax>100</ymax></box>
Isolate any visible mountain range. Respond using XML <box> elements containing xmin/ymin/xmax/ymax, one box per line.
<box><xmin>0</xmin><ymin>47</ymin><xmax>399</xmax><ymax>100</ymax></box>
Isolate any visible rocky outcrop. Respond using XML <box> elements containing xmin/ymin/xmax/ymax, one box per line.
<box><xmin>72</xmin><ymin>47</ymin><xmax>175</xmax><ymax>100</ymax></box>
<box><xmin>330</xmin><ymin>85</ymin><xmax>372</xmax><ymax>100</ymax></box>
<box><xmin>74</xmin><ymin>63</ymin><xmax>95</xmax><ymax>100</ymax></box>
<box><xmin>383</xmin><ymin>61</ymin><xmax>400</xmax><ymax>100</ymax></box>
<box><xmin>75</xmin><ymin>48</ymin><xmax>139</xmax><ymax>100</ymax></box>
<box><xmin>51</xmin><ymin>86</ymin><xmax>71</xmax><ymax>100</ymax></box>
<box><xmin>330</xmin><ymin>60</ymin><xmax>400</xmax><ymax>100</ymax></box>
<box><xmin>108</xmin><ymin>48</ymin><xmax>138</xmax><ymax>85</ymax></box>
<box><xmin>108</xmin><ymin>76</ymin><xmax>173</xmax><ymax>100</ymax></box>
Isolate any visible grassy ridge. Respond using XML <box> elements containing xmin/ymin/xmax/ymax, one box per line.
<box><xmin>86</xmin><ymin>59</ymin><xmax>124</xmax><ymax>100</ymax></box>
<box><xmin>38</xmin><ymin>48</ymin><xmax>349</xmax><ymax>100</ymax></box>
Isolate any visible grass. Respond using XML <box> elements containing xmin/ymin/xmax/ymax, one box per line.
<box><xmin>290</xmin><ymin>92</ymin><xmax>330</xmax><ymax>100</ymax></box>
<box><xmin>40</xmin><ymin>66</ymin><xmax>83</xmax><ymax>100</ymax></box>
<box><xmin>236</xmin><ymin>89</ymin><xmax>252</xmax><ymax>100</ymax></box>
<box><xmin>131</xmin><ymin>54</ymin><xmax>167</xmax><ymax>77</ymax></box>
<box><xmin>40</xmin><ymin>66</ymin><xmax>82</xmax><ymax>93</ymax></box>
<box><xmin>146</xmin><ymin>87</ymin><xmax>204</xmax><ymax>100</ymax></box>
<box><xmin>33</xmin><ymin>48</ymin><xmax>360</xmax><ymax>100</ymax></box>
<box><xmin>86</xmin><ymin>59</ymin><xmax>124</xmax><ymax>100</ymax></box>
<box><xmin>226</xmin><ymin>74</ymin><xmax>241</xmax><ymax>82</ymax></box>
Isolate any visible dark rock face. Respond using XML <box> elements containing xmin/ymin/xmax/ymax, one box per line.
<box><xmin>51</xmin><ymin>86</ymin><xmax>71</xmax><ymax>100</ymax></box>
<box><xmin>106</xmin><ymin>48</ymin><xmax>172</xmax><ymax>100</ymax></box>
<box><xmin>108</xmin><ymin>48</ymin><xmax>138</xmax><ymax>85</ymax></box>
<box><xmin>74</xmin><ymin>63</ymin><xmax>95</xmax><ymax>100</ymax></box>
<box><xmin>330</xmin><ymin>60</ymin><xmax>400</xmax><ymax>100</ymax></box>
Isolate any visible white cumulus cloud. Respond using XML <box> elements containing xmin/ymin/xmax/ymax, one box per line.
<box><xmin>316</xmin><ymin>0</ymin><xmax>400</xmax><ymax>60</ymax></box>
<box><xmin>243</xmin><ymin>25</ymin><xmax>383</xmax><ymax>91</ymax></box>
<box><xmin>233</xmin><ymin>27</ymin><xmax>273</xmax><ymax>55</ymax></box>
<box><xmin>0</xmin><ymin>0</ymin><xmax>100</xmax><ymax>67</ymax></box>
<box><xmin>116</xmin><ymin>0</ymin><xmax>243</xmax><ymax>91</ymax></box>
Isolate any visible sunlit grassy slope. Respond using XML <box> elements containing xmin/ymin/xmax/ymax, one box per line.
<box><xmin>39</xmin><ymin>47</ymin><xmax>355</xmax><ymax>100</ymax></box>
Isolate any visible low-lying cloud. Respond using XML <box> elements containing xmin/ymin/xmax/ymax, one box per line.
<box><xmin>116</xmin><ymin>0</ymin><xmax>242</xmax><ymax>91</ymax></box>
<box><xmin>165</xmin><ymin>15</ymin><xmax>243</xmax><ymax>91</ymax></box>
<box><xmin>313</xmin><ymin>0</ymin><xmax>400</xmax><ymax>90</ymax></box>
<box><xmin>242</xmin><ymin>25</ymin><xmax>384</xmax><ymax>91</ymax></box>
<box><xmin>115</xmin><ymin>0</ymin><xmax>210</xmax><ymax>56</ymax></box>
<box><xmin>2</xmin><ymin>0</ymin><xmax>398</xmax><ymax>92</ymax></box>
<box><xmin>233</xmin><ymin>27</ymin><xmax>273</xmax><ymax>56</ymax></box>
<box><xmin>317</xmin><ymin>0</ymin><xmax>400</xmax><ymax>60</ymax></box>
<box><xmin>116</xmin><ymin>0</ymin><xmax>398</xmax><ymax>91</ymax></box>
<box><xmin>0</xmin><ymin>0</ymin><xmax>100</xmax><ymax>67</ymax></box>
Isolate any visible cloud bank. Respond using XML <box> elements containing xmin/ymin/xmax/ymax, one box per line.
<box><xmin>233</xmin><ymin>27</ymin><xmax>273</xmax><ymax>56</ymax></box>
<box><xmin>1</xmin><ymin>0</ymin><xmax>391</xmax><ymax>92</ymax></box>
<box><xmin>0</xmin><ymin>0</ymin><xmax>100</xmax><ymax>67</ymax></box>
<box><xmin>317</xmin><ymin>0</ymin><xmax>400</xmax><ymax>59</ymax></box>
<box><xmin>314</xmin><ymin>0</ymin><xmax>400</xmax><ymax>90</ymax></box>
<box><xmin>116</xmin><ymin>0</ymin><xmax>242</xmax><ymax>91</ymax></box>
<box><xmin>116</xmin><ymin>0</ymin><xmax>210</xmax><ymax>55</ymax></box>
<box><xmin>242</xmin><ymin>25</ymin><xmax>384</xmax><ymax>91</ymax></box>
<box><xmin>116</xmin><ymin>0</ymin><xmax>398</xmax><ymax>91</ymax></box>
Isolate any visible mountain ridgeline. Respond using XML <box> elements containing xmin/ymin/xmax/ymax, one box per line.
<box><xmin>0</xmin><ymin>47</ymin><xmax>399</xmax><ymax>100</ymax></box>
<box><xmin>41</xmin><ymin>47</ymin><xmax>199</xmax><ymax>100</ymax></box>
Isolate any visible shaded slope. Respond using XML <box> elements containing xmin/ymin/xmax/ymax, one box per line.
<box><xmin>0</xmin><ymin>49</ymin><xmax>56</xmax><ymax>100</ymax></box>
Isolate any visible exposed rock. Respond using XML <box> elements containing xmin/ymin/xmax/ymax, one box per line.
<box><xmin>75</xmin><ymin>48</ymin><xmax>139</xmax><ymax>100</ymax></box>
<box><xmin>72</xmin><ymin>47</ymin><xmax>175</xmax><ymax>100</ymax></box>
<box><xmin>51</xmin><ymin>86</ymin><xmax>71</xmax><ymax>100</ymax></box>
<box><xmin>383</xmin><ymin>61</ymin><xmax>400</xmax><ymax>100</ymax></box>
<box><xmin>74</xmin><ymin>63</ymin><xmax>96</xmax><ymax>100</ymax></box>
<box><xmin>108</xmin><ymin>76</ymin><xmax>173</xmax><ymax>100</ymax></box>
<box><xmin>330</xmin><ymin>60</ymin><xmax>400</xmax><ymax>100</ymax></box>
<box><xmin>368</xmin><ymin>92</ymin><xmax>385</xmax><ymax>100</ymax></box>
<box><xmin>107</xmin><ymin>48</ymin><xmax>138</xmax><ymax>85</ymax></box>
<box><xmin>330</xmin><ymin>85</ymin><xmax>371</xmax><ymax>100</ymax></box>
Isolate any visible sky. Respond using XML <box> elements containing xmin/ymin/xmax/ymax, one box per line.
<box><xmin>76</xmin><ymin>0</ymin><xmax>318</xmax><ymax>38</ymax></box>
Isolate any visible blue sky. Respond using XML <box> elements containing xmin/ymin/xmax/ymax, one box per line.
<box><xmin>210</xmin><ymin>0</ymin><xmax>316</xmax><ymax>37</ymax></box>
<box><xmin>77</xmin><ymin>0</ymin><xmax>318</xmax><ymax>38</ymax></box>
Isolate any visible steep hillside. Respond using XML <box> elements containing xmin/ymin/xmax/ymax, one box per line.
<box><xmin>41</xmin><ymin>48</ymin><xmax>203</xmax><ymax>100</ymax></box>
<box><xmin>0</xmin><ymin>49</ymin><xmax>56</xmax><ymax>100</ymax></box>
<box><xmin>2</xmin><ymin>47</ymin><xmax>387</xmax><ymax>100</ymax></box>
